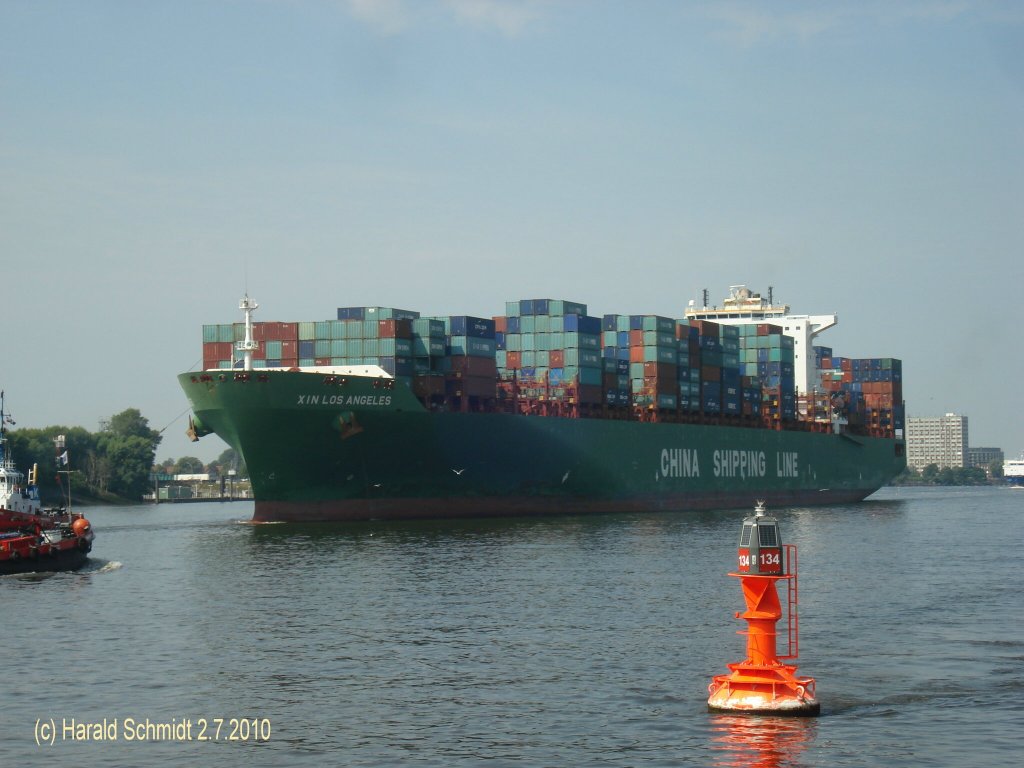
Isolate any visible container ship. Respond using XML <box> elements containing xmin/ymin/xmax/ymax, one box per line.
<box><xmin>178</xmin><ymin>287</ymin><xmax>906</xmax><ymax>522</ymax></box>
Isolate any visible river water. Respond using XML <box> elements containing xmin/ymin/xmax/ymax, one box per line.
<box><xmin>2</xmin><ymin>486</ymin><xmax>1020</xmax><ymax>767</ymax></box>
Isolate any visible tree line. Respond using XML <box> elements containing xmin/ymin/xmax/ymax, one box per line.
<box><xmin>7</xmin><ymin>408</ymin><xmax>163</xmax><ymax>503</ymax></box>
<box><xmin>7</xmin><ymin>408</ymin><xmax>247</xmax><ymax>504</ymax></box>
<box><xmin>892</xmin><ymin>462</ymin><xmax>1002</xmax><ymax>486</ymax></box>
<box><xmin>154</xmin><ymin>450</ymin><xmax>246</xmax><ymax>478</ymax></box>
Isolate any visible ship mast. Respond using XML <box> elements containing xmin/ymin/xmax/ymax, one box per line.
<box><xmin>54</xmin><ymin>433</ymin><xmax>71</xmax><ymax>517</ymax></box>
<box><xmin>236</xmin><ymin>294</ymin><xmax>259</xmax><ymax>371</ymax></box>
<box><xmin>0</xmin><ymin>390</ymin><xmax>12</xmax><ymax>472</ymax></box>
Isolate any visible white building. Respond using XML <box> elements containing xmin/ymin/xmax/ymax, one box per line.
<box><xmin>906</xmin><ymin>414</ymin><xmax>968</xmax><ymax>471</ymax></box>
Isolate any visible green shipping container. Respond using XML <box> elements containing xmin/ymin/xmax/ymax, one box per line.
<box><xmin>641</xmin><ymin>316</ymin><xmax>675</xmax><ymax>333</ymax></box>
<box><xmin>643</xmin><ymin>346</ymin><xmax>677</xmax><ymax>364</ymax></box>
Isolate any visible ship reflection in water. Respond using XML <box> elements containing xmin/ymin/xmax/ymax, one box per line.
<box><xmin>708</xmin><ymin>714</ymin><xmax>818</xmax><ymax>768</ymax></box>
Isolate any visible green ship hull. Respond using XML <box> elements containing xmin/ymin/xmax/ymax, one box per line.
<box><xmin>179</xmin><ymin>370</ymin><xmax>906</xmax><ymax>522</ymax></box>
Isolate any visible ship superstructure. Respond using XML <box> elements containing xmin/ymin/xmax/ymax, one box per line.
<box><xmin>1005</xmin><ymin>454</ymin><xmax>1024</xmax><ymax>487</ymax></box>
<box><xmin>685</xmin><ymin>286</ymin><xmax>837</xmax><ymax>396</ymax></box>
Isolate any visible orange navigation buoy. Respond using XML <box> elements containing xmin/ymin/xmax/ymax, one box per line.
<box><xmin>707</xmin><ymin>502</ymin><xmax>819</xmax><ymax>716</ymax></box>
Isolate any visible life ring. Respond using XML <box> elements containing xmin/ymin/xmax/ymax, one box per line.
<box><xmin>796</xmin><ymin>685</ymin><xmax>805</xmax><ymax>698</ymax></box>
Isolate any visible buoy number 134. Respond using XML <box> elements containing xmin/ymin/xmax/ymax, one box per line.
<box><xmin>738</xmin><ymin>552</ymin><xmax>781</xmax><ymax>568</ymax></box>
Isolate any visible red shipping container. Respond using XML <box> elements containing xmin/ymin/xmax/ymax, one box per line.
<box><xmin>447</xmin><ymin>374</ymin><xmax>496</xmax><ymax>399</ymax></box>
<box><xmin>263</xmin><ymin>322</ymin><xmax>298</xmax><ymax>341</ymax></box>
<box><xmin>643</xmin><ymin>361</ymin><xmax>676</xmax><ymax>379</ymax></box>
<box><xmin>378</xmin><ymin>319</ymin><xmax>396</xmax><ymax>338</ymax></box>
<box><xmin>629</xmin><ymin>346</ymin><xmax>645</xmax><ymax>363</ymax></box>
<box><xmin>494</xmin><ymin>316</ymin><xmax>507</xmax><ymax>333</ymax></box>
<box><xmin>644</xmin><ymin>376</ymin><xmax>676</xmax><ymax>394</ymax></box>
<box><xmin>629</xmin><ymin>330</ymin><xmax>644</xmax><ymax>347</ymax></box>
<box><xmin>505</xmin><ymin>351</ymin><xmax>522</xmax><ymax>369</ymax></box>
<box><xmin>204</xmin><ymin>341</ymin><xmax>233</xmax><ymax>360</ymax></box>
<box><xmin>691</xmin><ymin>320</ymin><xmax>719</xmax><ymax>338</ymax></box>
<box><xmin>315</xmin><ymin>357</ymin><xmax>331</xmax><ymax>366</ymax></box>
<box><xmin>549</xmin><ymin>350</ymin><xmax>564</xmax><ymax>368</ymax></box>
<box><xmin>282</xmin><ymin>340</ymin><xmax>298</xmax><ymax>358</ymax></box>
<box><xmin>253</xmin><ymin>323</ymin><xmax>267</xmax><ymax>342</ymax></box>
<box><xmin>413</xmin><ymin>374</ymin><xmax>446</xmax><ymax>397</ymax></box>
<box><xmin>702</xmin><ymin>365</ymin><xmax>722</xmax><ymax>382</ymax></box>
<box><xmin>450</xmin><ymin>356</ymin><xmax>497</xmax><ymax>377</ymax></box>
<box><xmin>280</xmin><ymin>358</ymin><xmax>298</xmax><ymax>368</ymax></box>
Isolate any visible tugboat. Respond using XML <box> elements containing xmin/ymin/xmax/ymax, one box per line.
<box><xmin>0</xmin><ymin>393</ymin><xmax>94</xmax><ymax>575</ymax></box>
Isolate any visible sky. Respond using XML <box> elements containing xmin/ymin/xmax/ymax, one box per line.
<box><xmin>2</xmin><ymin>0</ymin><xmax>1022</xmax><ymax>464</ymax></box>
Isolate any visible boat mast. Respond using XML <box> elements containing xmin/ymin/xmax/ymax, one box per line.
<box><xmin>236</xmin><ymin>294</ymin><xmax>259</xmax><ymax>371</ymax></box>
<box><xmin>55</xmin><ymin>433</ymin><xmax>71</xmax><ymax>517</ymax></box>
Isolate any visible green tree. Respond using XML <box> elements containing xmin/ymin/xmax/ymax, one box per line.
<box><xmin>98</xmin><ymin>433</ymin><xmax>157</xmax><ymax>498</ymax></box>
<box><xmin>921</xmin><ymin>464</ymin><xmax>939</xmax><ymax>484</ymax></box>
<box><xmin>94</xmin><ymin>409</ymin><xmax>162</xmax><ymax>498</ymax></box>
<box><xmin>216</xmin><ymin>448</ymin><xmax>247</xmax><ymax>477</ymax></box>
<box><xmin>989</xmin><ymin>460</ymin><xmax>1003</xmax><ymax>479</ymax></box>
<box><xmin>174</xmin><ymin>456</ymin><xmax>205</xmax><ymax>474</ymax></box>
<box><xmin>962</xmin><ymin>466</ymin><xmax>987</xmax><ymax>485</ymax></box>
<box><xmin>7</xmin><ymin>425</ymin><xmax>95</xmax><ymax>502</ymax></box>
<box><xmin>891</xmin><ymin>465</ymin><xmax>920</xmax><ymax>485</ymax></box>
<box><xmin>7</xmin><ymin>409</ymin><xmax>161</xmax><ymax>501</ymax></box>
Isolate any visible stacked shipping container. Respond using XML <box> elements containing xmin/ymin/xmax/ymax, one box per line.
<box><xmin>200</xmin><ymin>297</ymin><xmax>902</xmax><ymax>437</ymax></box>
<box><xmin>498</xmin><ymin>299</ymin><xmax>604</xmax><ymax>405</ymax></box>
<box><xmin>817</xmin><ymin>356</ymin><xmax>904</xmax><ymax>434</ymax></box>
<box><xmin>601</xmin><ymin>314</ymin><xmax>680</xmax><ymax>411</ymax></box>
<box><xmin>736</xmin><ymin>323</ymin><xmax>796</xmax><ymax>423</ymax></box>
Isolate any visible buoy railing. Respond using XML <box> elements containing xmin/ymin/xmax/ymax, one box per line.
<box><xmin>779</xmin><ymin>543</ymin><xmax>799</xmax><ymax>660</ymax></box>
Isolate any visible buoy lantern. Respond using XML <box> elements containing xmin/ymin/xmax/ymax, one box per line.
<box><xmin>707</xmin><ymin>502</ymin><xmax>819</xmax><ymax>716</ymax></box>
